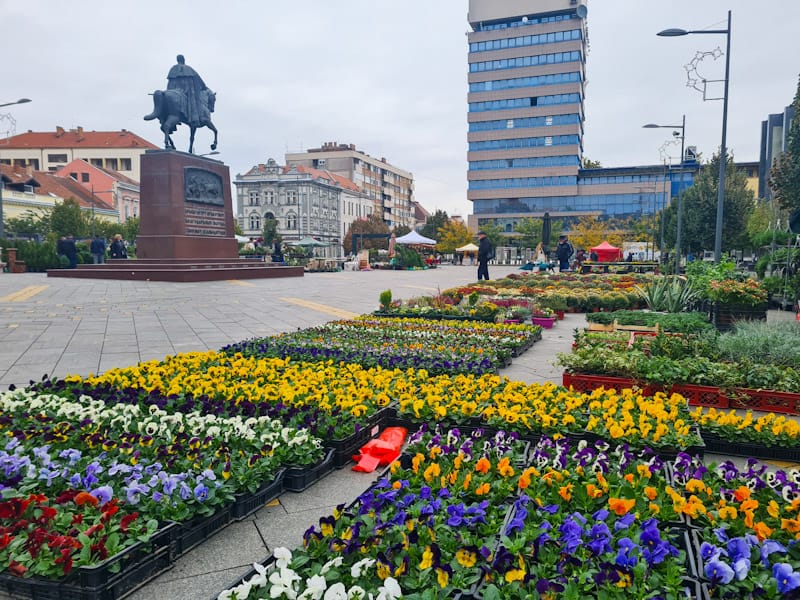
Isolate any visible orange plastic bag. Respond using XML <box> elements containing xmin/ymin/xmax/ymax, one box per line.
<box><xmin>352</xmin><ymin>427</ymin><xmax>408</xmax><ymax>473</ymax></box>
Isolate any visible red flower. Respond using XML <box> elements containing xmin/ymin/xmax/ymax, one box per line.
<box><xmin>8</xmin><ymin>560</ymin><xmax>27</xmax><ymax>577</ymax></box>
<box><xmin>120</xmin><ymin>512</ymin><xmax>138</xmax><ymax>533</ymax></box>
<box><xmin>100</xmin><ymin>499</ymin><xmax>120</xmax><ymax>522</ymax></box>
<box><xmin>0</xmin><ymin>497</ymin><xmax>32</xmax><ymax>520</ymax></box>
<box><xmin>84</xmin><ymin>523</ymin><xmax>105</xmax><ymax>537</ymax></box>
<box><xmin>0</xmin><ymin>532</ymin><xmax>13</xmax><ymax>550</ymax></box>
<box><xmin>90</xmin><ymin>540</ymin><xmax>108</xmax><ymax>561</ymax></box>
<box><xmin>55</xmin><ymin>548</ymin><xmax>74</xmax><ymax>575</ymax></box>
<box><xmin>74</xmin><ymin>492</ymin><xmax>99</xmax><ymax>507</ymax></box>
<box><xmin>36</xmin><ymin>505</ymin><xmax>57</xmax><ymax>524</ymax></box>
<box><xmin>54</xmin><ymin>490</ymin><xmax>80</xmax><ymax>504</ymax></box>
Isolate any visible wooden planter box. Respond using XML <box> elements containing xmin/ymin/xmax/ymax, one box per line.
<box><xmin>711</xmin><ymin>302</ymin><xmax>767</xmax><ymax>332</ymax></box>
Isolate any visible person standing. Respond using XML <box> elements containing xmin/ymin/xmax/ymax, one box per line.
<box><xmin>63</xmin><ymin>235</ymin><xmax>78</xmax><ymax>269</ymax></box>
<box><xmin>477</xmin><ymin>231</ymin><xmax>492</xmax><ymax>281</ymax></box>
<box><xmin>555</xmin><ymin>235</ymin><xmax>574</xmax><ymax>272</ymax></box>
<box><xmin>110</xmin><ymin>234</ymin><xmax>128</xmax><ymax>259</ymax></box>
<box><xmin>90</xmin><ymin>235</ymin><xmax>106</xmax><ymax>264</ymax></box>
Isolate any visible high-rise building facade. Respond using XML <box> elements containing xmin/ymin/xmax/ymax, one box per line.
<box><xmin>467</xmin><ymin>0</ymin><xmax>588</xmax><ymax>231</ymax></box>
<box><xmin>759</xmin><ymin>104</ymin><xmax>795</xmax><ymax>200</ymax></box>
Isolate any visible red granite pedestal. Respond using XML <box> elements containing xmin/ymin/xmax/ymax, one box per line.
<box><xmin>48</xmin><ymin>150</ymin><xmax>303</xmax><ymax>282</ymax></box>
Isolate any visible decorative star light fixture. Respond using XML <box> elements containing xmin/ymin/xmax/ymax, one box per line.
<box><xmin>683</xmin><ymin>48</ymin><xmax>725</xmax><ymax>100</ymax></box>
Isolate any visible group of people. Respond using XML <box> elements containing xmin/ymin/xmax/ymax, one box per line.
<box><xmin>57</xmin><ymin>234</ymin><xmax>128</xmax><ymax>268</ymax></box>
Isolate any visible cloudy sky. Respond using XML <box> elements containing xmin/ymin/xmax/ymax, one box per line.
<box><xmin>2</xmin><ymin>0</ymin><xmax>798</xmax><ymax>218</ymax></box>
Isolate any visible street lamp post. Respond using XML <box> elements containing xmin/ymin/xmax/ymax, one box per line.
<box><xmin>658</xmin><ymin>11</ymin><xmax>731</xmax><ymax>263</ymax></box>
<box><xmin>644</xmin><ymin>115</ymin><xmax>686</xmax><ymax>273</ymax></box>
<box><xmin>0</xmin><ymin>98</ymin><xmax>32</xmax><ymax>239</ymax></box>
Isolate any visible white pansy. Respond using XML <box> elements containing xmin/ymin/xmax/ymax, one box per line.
<box><xmin>298</xmin><ymin>574</ymin><xmax>327</xmax><ymax>600</ymax></box>
<box><xmin>269</xmin><ymin>567</ymin><xmax>300</xmax><ymax>599</ymax></box>
<box><xmin>323</xmin><ymin>583</ymin><xmax>347</xmax><ymax>600</ymax></box>
<box><xmin>346</xmin><ymin>586</ymin><xmax>367</xmax><ymax>600</ymax></box>
<box><xmin>273</xmin><ymin>547</ymin><xmax>293</xmax><ymax>569</ymax></box>
<box><xmin>320</xmin><ymin>556</ymin><xmax>343</xmax><ymax>575</ymax></box>
<box><xmin>376</xmin><ymin>578</ymin><xmax>402</xmax><ymax>600</ymax></box>
<box><xmin>350</xmin><ymin>558</ymin><xmax>375</xmax><ymax>579</ymax></box>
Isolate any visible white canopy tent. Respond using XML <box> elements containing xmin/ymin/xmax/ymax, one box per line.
<box><xmin>455</xmin><ymin>242</ymin><xmax>479</xmax><ymax>252</ymax></box>
<box><xmin>395</xmin><ymin>231</ymin><xmax>436</xmax><ymax>245</ymax></box>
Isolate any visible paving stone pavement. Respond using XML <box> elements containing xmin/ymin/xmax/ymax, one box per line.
<box><xmin>0</xmin><ymin>267</ymin><xmax>795</xmax><ymax>600</ymax></box>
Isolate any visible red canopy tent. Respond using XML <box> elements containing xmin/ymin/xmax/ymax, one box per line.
<box><xmin>590</xmin><ymin>241</ymin><xmax>622</xmax><ymax>262</ymax></box>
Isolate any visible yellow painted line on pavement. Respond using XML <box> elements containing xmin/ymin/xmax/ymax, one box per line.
<box><xmin>227</xmin><ymin>280</ymin><xmax>255</xmax><ymax>286</ymax></box>
<box><xmin>0</xmin><ymin>285</ymin><xmax>49</xmax><ymax>302</ymax></box>
<box><xmin>279</xmin><ymin>297</ymin><xmax>359</xmax><ymax>320</ymax></box>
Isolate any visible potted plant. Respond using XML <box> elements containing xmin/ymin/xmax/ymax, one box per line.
<box><xmin>531</xmin><ymin>305</ymin><xmax>556</xmax><ymax>329</ymax></box>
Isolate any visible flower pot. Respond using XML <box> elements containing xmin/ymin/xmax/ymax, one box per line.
<box><xmin>532</xmin><ymin>316</ymin><xmax>556</xmax><ymax>329</ymax></box>
<box><xmin>555</xmin><ymin>310</ymin><xmax>565</xmax><ymax>320</ymax></box>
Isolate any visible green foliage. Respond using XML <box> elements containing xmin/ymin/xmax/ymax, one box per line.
<box><xmin>419</xmin><ymin>210</ymin><xmax>449</xmax><ymax>242</ymax></box>
<box><xmin>755</xmin><ymin>247</ymin><xmax>800</xmax><ymax>278</ymax></box>
<box><xmin>261</xmin><ymin>217</ymin><xmax>279</xmax><ymax>246</ymax></box>
<box><xmin>50</xmin><ymin>199</ymin><xmax>89</xmax><ymax>238</ymax></box>
<box><xmin>716</xmin><ymin>321</ymin><xmax>800</xmax><ymax>368</ymax></box>
<box><xmin>634</xmin><ymin>276</ymin><xmax>699</xmax><ymax>312</ymax></box>
<box><xmin>475</xmin><ymin>222</ymin><xmax>504</xmax><ymax>250</ymax></box>
<box><xmin>394</xmin><ymin>245</ymin><xmax>423</xmax><ymax>268</ymax></box>
<box><xmin>379</xmin><ymin>289</ymin><xmax>393</xmax><ymax>310</ymax></box>
<box><xmin>661</xmin><ymin>152</ymin><xmax>755</xmax><ymax>254</ymax></box>
<box><xmin>344</xmin><ymin>214</ymin><xmax>390</xmax><ymax>254</ymax></box>
<box><xmin>6</xmin><ymin>240</ymin><xmax>62</xmax><ymax>271</ymax></box>
<box><xmin>684</xmin><ymin>258</ymin><xmax>740</xmax><ymax>298</ymax></box>
<box><xmin>769</xmin><ymin>74</ymin><xmax>800</xmax><ymax>213</ymax></box>
<box><xmin>513</xmin><ymin>217</ymin><xmax>543</xmax><ymax>249</ymax></box>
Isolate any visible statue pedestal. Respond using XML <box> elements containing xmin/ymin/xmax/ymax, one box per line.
<box><xmin>137</xmin><ymin>150</ymin><xmax>237</xmax><ymax>259</ymax></box>
<box><xmin>47</xmin><ymin>150</ymin><xmax>304</xmax><ymax>281</ymax></box>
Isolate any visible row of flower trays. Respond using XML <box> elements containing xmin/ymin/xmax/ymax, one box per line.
<box><xmin>562</xmin><ymin>373</ymin><xmax>800</xmax><ymax>462</ymax></box>
<box><xmin>0</xmin><ymin>382</ymin><xmax>390</xmax><ymax>600</ymax></box>
<box><xmin>216</xmin><ymin>426</ymin><xmax>800</xmax><ymax>599</ymax></box>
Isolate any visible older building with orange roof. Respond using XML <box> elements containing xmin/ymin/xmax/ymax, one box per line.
<box><xmin>56</xmin><ymin>159</ymin><xmax>140</xmax><ymax>223</ymax></box>
<box><xmin>234</xmin><ymin>158</ymin><xmax>373</xmax><ymax>256</ymax></box>
<box><xmin>0</xmin><ymin>126</ymin><xmax>157</xmax><ymax>182</ymax></box>
<box><xmin>1</xmin><ymin>164</ymin><xmax>117</xmax><ymax>234</ymax></box>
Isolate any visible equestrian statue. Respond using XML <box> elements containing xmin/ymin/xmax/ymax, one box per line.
<box><xmin>144</xmin><ymin>54</ymin><xmax>218</xmax><ymax>154</ymax></box>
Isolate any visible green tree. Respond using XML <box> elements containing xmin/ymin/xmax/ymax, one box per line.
<box><xmin>420</xmin><ymin>210</ymin><xmax>449</xmax><ymax>241</ymax></box>
<box><xmin>582</xmin><ymin>158</ymin><xmax>602</xmax><ymax>169</ymax></box>
<box><xmin>662</xmin><ymin>152</ymin><xmax>754</xmax><ymax>254</ymax></box>
<box><xmin>344</xmin><ymin>214</ymin><xmax>390</xmax><ymax>254</ymax></box>
<box><xmin>477</xmin><ymin>222</ymin><xmax>504</xmax><ymax>249</ymax></box>
<box><xmin>393</xmin><ymin>224</ymin><xmax>411</xmax><ymax>237</ymax></box>
<box><xmin>5</xmin><ymin>209</ymin><xmax>49</xmax><ymax>238</ymax></box>
<box><xmin>49</xmin><ymin>199</ymin><xmax>88</xmax><ymax>238</ymax></box>
<box><xmin>122</xmin><ymin>217</ymin><xmax>139</xmax><ymax>244</ymax></box>
<box><xmin>514</xmin><ymin>217</ymin><xmax>542</xmax><ymax>250</ymax></box>
<box><xmin>262</xmin><ymin>217</ymin><xmax>279</xmax><ymax>246</ymax></box>
<box><xmin>436</xmin><ymin>220</ymin><xmax>472</xmax><ymax>253</ymax></box>
<box><xmin>769</xmin><ymin>74</ymin><xmax>800</xmax><ymax>213</ymax></box>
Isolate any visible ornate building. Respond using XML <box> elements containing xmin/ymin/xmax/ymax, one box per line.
<box><xmin>234</xmin><ymin>159</ymin><xmax>372</xmax><ymax>257</ymax></box>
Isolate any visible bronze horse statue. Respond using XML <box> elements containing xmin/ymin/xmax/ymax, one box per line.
<box><xmin>144</xmin><ymin>88</ymin><xmax>218</xmax><ymax>154</ymax></box>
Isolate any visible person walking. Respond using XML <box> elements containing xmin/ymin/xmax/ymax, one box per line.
<box><xmin>90</xmin><ymin>235</ymin><xmax>106</xmax><ymax>264</ymax></box>
<box><xmin>555</xmin><ymin>235</ymin><xmax>574</xmax><ymax>272</ymax></box>
<box><xmin>477</xmin><ymin>231</ymin><xmax>492</xmax><ymax>281</ymax></box>
<box><xmin>110</xmin><ymin>234</ymin><xmax>128</xmax><ymax>259</ymax></box>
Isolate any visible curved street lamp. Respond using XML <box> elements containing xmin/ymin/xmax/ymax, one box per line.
<box><xmin>657</xmin><ymin>11</ymin><xmax>731</xmax><ymax>262</ymax></box>
<box><xmin>0</xmin><ymin>98</ymin><xmax>31</xmax><ymax>109</ymax></box>
<box><xmin>644</xmin><ymin>115</ymin><xmax>686</xmax><ymax>273</ymax></box>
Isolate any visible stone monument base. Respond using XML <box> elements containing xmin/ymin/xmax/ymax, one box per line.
<box><xmin>47</xmin><ymin>259</ymin><xmax>303</xmax><ymax>282</ymax></box>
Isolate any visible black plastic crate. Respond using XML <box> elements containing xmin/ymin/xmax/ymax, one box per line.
<box><xmin>210</xmin><ymin>555</ymin><xmax>274</xmax><ymax>600</ymax></box>
<box><xmin>172</xmin><ymin>506</ymin><xmax>233</xmax><ymax>557</ymax></box>
<box><xmin>702</xmin><ymin>431</ymin><xmax>800</xmax><ymax>462</ymax></box>
<box><xmin>283</xmin><ymin>449</ymin><xmax>335</xmax><ymax>493</ymax></box>
<box><xmin>328</xmin><ymin>423</ymin><xmax>380</xmax><ymax>469</ymax></box>
<box><xmin>231</xmin><ymin>470</ymin><xmax>285</xmax><ymax>520</ymax></box>
<box><xmin>0</xmin><ymin>523</ymin><xmax>176</xmax><ymax>600</ymax></box>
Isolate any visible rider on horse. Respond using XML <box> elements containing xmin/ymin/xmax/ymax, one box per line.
<box><xmin>145</xmin><ymin>55</ymin><xmax>217</xmax><ymax>153</ymax></box>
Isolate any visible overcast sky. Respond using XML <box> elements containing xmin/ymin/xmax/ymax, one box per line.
<box><xmin>2</xmin><ymin>0</ymin><xmax>798</xmax><ymax>219</ymax></box>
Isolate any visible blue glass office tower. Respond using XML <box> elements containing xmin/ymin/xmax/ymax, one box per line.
<box><xmin>467</xmin><ymin>0</ymin><xmax>588</xmax><ymax>231</ymax></box>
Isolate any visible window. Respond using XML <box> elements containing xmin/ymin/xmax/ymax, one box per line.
<box><xmin>90</xmin><ymin>158</ymin><xmax>103</xmax><ymax>167</ymax></box>
<box><xmin>249</xmin><ymin>191</ymin><xmax>260</xmax><ymax>206</ymax></box>
<box><xmin>105</xmin><ymin>158</ymin><xmax>118</xmax><ymax>170</ymax></box>
<box><xmin>120</xmin><ymin>158</ymin><xmax>132</xmax><ymax>171</ymax></box>
<box><xmin>47</xmin><ymin>153</ymin><xmax>68</xmax><ymax>163</ymax></box>
<box><xmin>287</xmin><ymin>191</ymin><xmax>298</xmax><ymax>204</ymax></box>
<box><xmin>264</xmin><ymin>190</ymin><xmax>275</xmax><ymax>204</ymax></box>
<box><xmin>81</xmin><ymin>173</ymin><xmax>90</xmax><ymax>182</ymax></box>
<box><xmin>287</xmin><ymin>214</ymin><xmax>297</xmax><ymax>229</ymax></box>
<box><xmin>249</xmin><ymin>214</ymin><xmax>261</xmax><ymax>230</ymax></box>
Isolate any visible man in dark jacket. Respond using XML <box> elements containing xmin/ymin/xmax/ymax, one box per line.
<box><xmin>555</xmin><ymin>235</ymin><xmax>574</xmax><ymax>272</ymax></box>
<box><xmin>477</xmin><ymin>231</ymin><xmax>492</xmax><ymax>281</ymax></box>
<box><xmin>90</xmin><ymin>235</ymin><xmax>106</xmax><ymax>264</ymax></box>
<box><xmin>63</xmin><ymin>235</ymin><xmax>78</xmax><ymax>269</ymax></box>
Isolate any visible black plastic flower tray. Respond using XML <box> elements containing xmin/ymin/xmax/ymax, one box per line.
<box><xmin>230</xmin><ymin>469</ymin><xmax>286</xmax><ymax>520</ymax></box>
<box><xmin>328</xmin><ymin>423</ymin><xmax>381</xmax><ymax>469</ymax></box>
<box><xmin>210</xmin><ymin>555</ymin><xmax>274</xmax><ymax>600</ymax></box>
<box><xmin>172</xmin><ymin>506</ymin><xmax>232</xmax><ymax>557</ymax></box>
<box><xmin>667</xmin><ymin>527</ymin><xmax>700</xmax><ymax>580</ymax></box>
<box><xmin>283</xmin><ymin>449</ymin><xmax>335</xmax><ymax>493</ymax></box>
<box><xmin>701</xmin><ymin>431</ymin><xmax>800</xmax><ymax>462</ymax></box>
<box><xmin>0</xmin><ymin>523</ymin><xmax>177</xmax><ymax>600</ymax></box>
